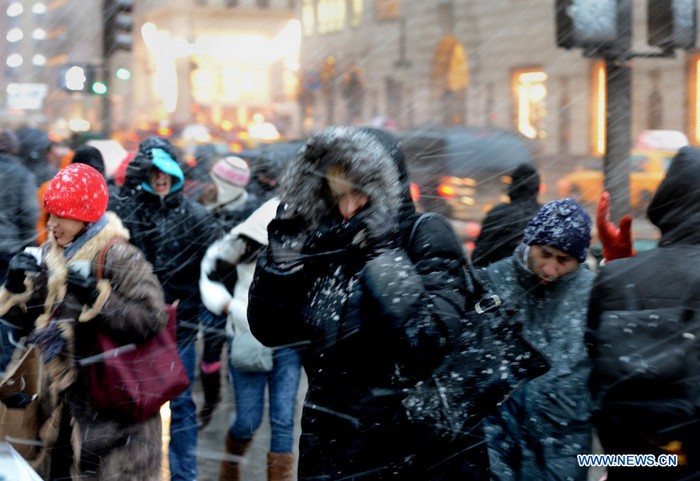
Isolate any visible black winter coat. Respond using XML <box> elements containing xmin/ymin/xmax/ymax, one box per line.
<box><xmin>587</xmin><ymin>146</ymin><xmax>700</xmax><ymax>481</ymax></box>
<box><xmin>248</xmin><ymin>127</ymin><xmax>482</xmax><ymax>480</ymax></box>
<box><xmin>111</xmin><ymin>143</ymin><xmax>222</xmax><ymax>339</ymax></box>
<box><xmin>0</xmin><ymin>153</ymin><xmax>38</xmax><ymax>255</ymax></box>
<box><xmin>471</xmin><ymin>195</ymin><xmax>541</xmax><ymax>267</ymax></box>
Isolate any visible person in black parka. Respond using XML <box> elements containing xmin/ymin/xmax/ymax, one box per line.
<box><xmin>587</xmin><ymin>146</ymin><xmax>700</xmax><ymax>481</ymax></box>
<box><xmin>109</xmin><ymin>136</ymin><xmax>222</xmax><ymax>481</ymax></box>
<box><xmin>471</xmin><ymin>163</ymin><xmax>541</xmax><ymax>267</ymax></box>
<box><xmin>248</xmin><ymin>126</ymin><xmax>488</xmax><ymax>480</ymax></box>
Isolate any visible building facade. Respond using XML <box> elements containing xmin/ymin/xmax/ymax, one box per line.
<box><xmin>297</xmin><ymin>0</ymin><xmax>700</xmax><ymax>161</ymax></box>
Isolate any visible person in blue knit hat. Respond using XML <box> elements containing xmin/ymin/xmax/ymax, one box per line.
<box><xmin>481</xmin><ymin>198</ymin><xmax>595</xmax><ymax>481</ymax></box>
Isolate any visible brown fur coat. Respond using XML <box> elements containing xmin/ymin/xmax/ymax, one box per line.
<box><xmin>0</xmin><ymin>212</ymin><xmax>167</xmax><ymax>480</ymax></box>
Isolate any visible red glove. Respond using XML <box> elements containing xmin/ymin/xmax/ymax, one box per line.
<box><xmin>596</xmin><ymin>191</ymin><xmax>635</xmax><ymax>261</ymax></box>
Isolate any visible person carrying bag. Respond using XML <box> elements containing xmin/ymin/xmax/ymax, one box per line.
<box><xmin>0</xmin><ymin>163</ymin><xmax>167</xmax><ymax>480</ymax></box>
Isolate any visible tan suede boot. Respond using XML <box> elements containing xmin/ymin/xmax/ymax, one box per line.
<box><xmin>267</xmin><ymin>452</ymin><xmax>294</xmax><ymax>481</ymax></box>
<box><xmin>219</xmin><ymin>435</ymin><xmax>250</xmax><ymax>481</ymax></box>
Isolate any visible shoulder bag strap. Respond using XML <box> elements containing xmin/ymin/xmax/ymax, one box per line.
<box><xmin>407</xmin><ymin>212</ymin><xmax>469</xmax><ymax>265</ymax></box>
<box><xmin>94</xmin><ymin>237</ymin><xmax>126</xmax><ymax>281</ymax></box>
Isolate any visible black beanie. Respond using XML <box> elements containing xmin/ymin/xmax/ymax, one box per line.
<box><xmin>508</xmin><ymin>163</ymin><xmax>540</xmax><ymax>200</ymax></box>
<box><xmin>72</xmin><ymin>145</ymin><xmax>105</xmax><ymax>177</ymax></box>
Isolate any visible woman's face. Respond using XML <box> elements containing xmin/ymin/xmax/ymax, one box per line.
<box><xmin>330</xmin><ymin>179</ymin><xmax>368</xmax><ymax>221</ymax></box>
<box><xmin>149</xmin><ymin>167</ymin><xmax>173</xmax><ymax>196</ymax></box>
<box><xmin>47</xmin><ymin>214</ymin><xmax>87</xmax><ymax>247</ymax></box>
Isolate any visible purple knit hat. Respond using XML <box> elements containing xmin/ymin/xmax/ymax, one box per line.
<box><xmin>523</xmin><ymin>198</ymin><xmax>591</xmax><ymax>262</ymax></box>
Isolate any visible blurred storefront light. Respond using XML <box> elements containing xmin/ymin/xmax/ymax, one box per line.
<box><xmin>32</xmin><ymin>28</ymin><xmax>46</xmax><ymax>40</ymax></box>
<box><xmin>7</xmin><ymin>28</ymin><xmax>23</xmax><ymax>42</ymax></box>
<box><xmin>32</xmin><ymin>3</ymin><xmax>46</xmax><ymax>14</ymax></box>
<box><xmin>142</xmin><ymin>20</ymin><xmax>301</xmax><ymax>115</ymax></box>
<box><xmin>6</xmin><ymin>3</ymin><xmax>23</xmax><ymax>17</ymax></box>
<box><xmin>6</xmin><ymin>54</ymin><xmax>23</xmax><ymax>68</ymax></box>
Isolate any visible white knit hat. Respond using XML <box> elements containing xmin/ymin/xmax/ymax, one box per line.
<box><xmin>211</xmin><ymin>156</ymin><xmax>251</xmax><ymax>205</ymax></box>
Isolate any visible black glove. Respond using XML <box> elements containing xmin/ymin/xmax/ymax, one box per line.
<box><xmin>267</xmin><ymin>217</ymin><xmax>308</xmax><ymax>270</ymax></box>
<box><xmin>352</xmin><ymin>207</ymin><xmax>399</xmax><ymax>257</ymax></box>
<box><xmin>66</xmin><ymin>269</ymin><xmax>99</xmax><ymax>306</ymax></box>
<box><xmin>5</xmin><ymin>252</ymin><xmax>40</xmax><ymax>293</ymax></box>
<box><xmin>0</xmin><ymin>392</ymin><xmax>33</xmax><ymax>409</ymax></box>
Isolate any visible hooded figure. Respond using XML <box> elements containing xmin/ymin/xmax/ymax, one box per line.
<box><xmin>109</xmin><ymin>136</ymin><xmax>221</xmax><ymax>481</ymax></box>
<box><xmin>587</xmin><ymin>146</ymin><xmax>700</xmax><ymax>481</ymax></box>
<box><xmin>0</xmin><ymin>128</ymin><xmax>39</xmax><ymax>371</ymax></box>
<box><xmin>15</xmin><ymin>127</ymin><xmax>55</xmax><ymax>187</ymax></box>
<box><xmin>248</xmin><ymin>127</ymin><xmax>486</xmax><ymax>480</ymax></box>
<box><xmin>0</xmin><ymin>163</ymin><xmax>166</xmax><ymax>480</ymax></box>
<box><xmin>471</xmin><ymin>163</ymin><xmax>542</xmax><ymax>267</ymax></box>
<box><xmin>482</xmin><ymin>198</ymin><xmax>595</xmax><ymax>481</ymax></box>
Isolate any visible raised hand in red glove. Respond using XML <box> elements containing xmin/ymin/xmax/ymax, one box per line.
<box><xmin>596</xmin><ymin>191</ymin><xmax>635</xmax><ymax>261</ymax></box>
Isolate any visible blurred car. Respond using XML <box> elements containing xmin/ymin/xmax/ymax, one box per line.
<box><xmin>397</xmin><ymin>126</ymin><xmax>539</xmax><ymax>221</ymax></box>
<box><xmin>557</xmin><ymin>130</ymin><xmax>688</xmax><ymax>216</ymax></box>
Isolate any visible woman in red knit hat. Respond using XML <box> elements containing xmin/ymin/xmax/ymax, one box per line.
<box><xmin>0</xmin><ymin>163</ymin><xmax>167</xmax><ymax>480</ymax></box>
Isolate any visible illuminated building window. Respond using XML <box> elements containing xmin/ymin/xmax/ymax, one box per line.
<box><xmin>512</xmin><ymin>68</ymin><xmax>547</xmax><ymax>141</ymax></box>
<box><xmin>302</xmin><ymin>0</ymin><xmax>315</xmax><ymax>36</ymax></box>
<box><xmin>317</xmin><ymin>0</ymin><xmax>345</xmax><ymax>33</ymax></box>
<box><xmin>376</xmin><ymin>0</ymin><xmax>399</xmax><ymax>20</ymax></box>
<box><xmin>590</xmin><ymin>60</ymin><xmax>606</xmax><ymax>156</ymax></box>
<box><xmin>351</xmin><ymin>0</ymin><xmax>363</xmax><ymax>27</ymax></box>
<box><xmin>689</xmin><ymin>54</ymin><xmax>700</xmax><ymax>145</ymax></box>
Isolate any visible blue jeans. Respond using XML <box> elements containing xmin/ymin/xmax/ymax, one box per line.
<box><xmin>228</xmin><ymin>345</ymin><xmax>302</xmax><ymax>453</ymax></box>
<box><xmin>170</xmin><ymin>338</ymin><xmax>198</xmax><ymax>481</ymax></box>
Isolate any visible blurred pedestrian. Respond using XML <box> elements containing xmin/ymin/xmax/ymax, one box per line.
<box><xmin>236</xmin><ymin>149</ymin><xmax>285</xmax><ymax>221</ymax></box>
<box><xmin>15</xmin><ymin>126</ymin><xmax>56</xmax><ymax>186</ymax></box>
<box><xmin>471</xmin><ymin>163</ymin><xmax>542</xmax><ymax>267</ymax></box>
<box><xmin>110</xmin><ymin>136</ymin><xmax>222</xmax><ymax>481</ymax></box>
<box><xmin>0</xmin><ymin>128</ymin><xmax>39</xmax><ymax>372</ymax></box>
<box><xmin>587</xmin><ymin>146</ymin><xmax>700</xmax><ymax>480</ymax></box>
<box><xmin>0</xmin><ymin>163</ymin><xmax>166</xmax><ymax>480</ymax></box>
<box><xmin>248</xmin><ymin>127</ymin><xmax>482</xmax><ymax>480</ymax></box>
<box><xmin>201</xmin><ymin>198</ymin><xmax>302</xmax><ymax>481</ymax></box>
<box><xmin>209</xmin><ymin>155</ymin><xmax>253</xmax><ymax>227</ymax></box>
<box><xmin>197</xmin><ymin>154</ymin><xmax>252</xmax><ymax>430</ymax></box>
<box><xmin>183</xmin><ymin>143</ymin><xmax>220</xmax><ymax>205</ymax></box>
<box><xmin>482</xmin><ymin>198</ymin><xmax>594</xmax><ymax>481</ymax></box>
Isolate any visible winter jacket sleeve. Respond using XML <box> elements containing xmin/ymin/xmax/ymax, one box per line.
<box><xmin>362</xmin><ymin>213</ymin><xmax>467</xmax><ymax>377</ymax></box>
<box><xmin>96</xmin><ymin>240</ymin><xmax>167</xmax><ymax>342</ymax></box>
<box><xmin>199</xmin><ymin>230</ymin><xmax>246</xmax><ymax>316</ymax></box>
<box><xmin>248</xmin><ymin>251</ymin><xmax>312</xmax><ymax>348</ymax></box>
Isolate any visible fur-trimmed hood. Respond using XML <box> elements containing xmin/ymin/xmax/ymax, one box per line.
<box><xmin>280</xmin><ymin>127</ymin><xmax>408</xmax><ymax>228</ymax></box>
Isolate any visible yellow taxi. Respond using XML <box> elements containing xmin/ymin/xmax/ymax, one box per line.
<box><xmin>557</xmin><ymin>130</ymin><xmax>687</xmax><ymax>215</ymax></box>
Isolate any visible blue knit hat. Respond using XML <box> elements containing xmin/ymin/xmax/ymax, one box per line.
<box><xmin>523</xmin><ymin>198</ymin><xmax>591</xmax><ymax>262</ymax></box>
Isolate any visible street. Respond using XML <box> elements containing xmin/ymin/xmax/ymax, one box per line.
<box><xmin>158</xmin><ymin>338</ymin><xmax>607</xmax><ymax>481</ymax></box>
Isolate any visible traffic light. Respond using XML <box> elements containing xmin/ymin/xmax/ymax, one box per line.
<box><xmin>555</xmin><ymin>0</ymin><xmax>632</xmax><ymax>53</ymax></box>
<box><xmin>647</xmin><ymin>0</ymin><xmax>696</xmax><ymax>50</ymax></box>
<box><xmin>103</xmin><ymin>0</ymin><xmax>133</xmax><ymax>55</ymax></box>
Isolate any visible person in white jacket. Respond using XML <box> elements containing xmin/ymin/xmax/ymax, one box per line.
<box><xmin>200</xmin><ymin>198</ymin><xmax>302</xmax><ymax>481</ymax></box>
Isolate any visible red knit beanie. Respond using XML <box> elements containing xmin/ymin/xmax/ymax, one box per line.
<box><xmin>44</xmin><ymin>163</ymin><xmax>109</xmax><ymax>223</ymax></box>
